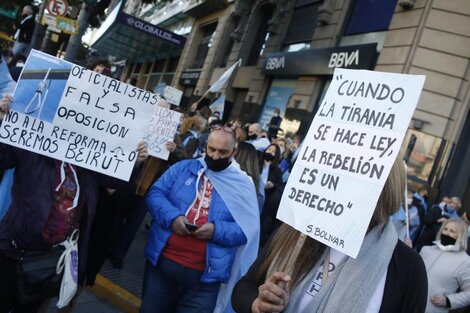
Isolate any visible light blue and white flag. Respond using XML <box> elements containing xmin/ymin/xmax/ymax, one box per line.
<box><xmin>209</xmin><ymin>95</ymin><xmax>225</xmax><ymax>118</ymax></box>
<box><xmin>208</xmin><ymin>59</ymin><xmax>241</xmax><ymax>93</ymax></box>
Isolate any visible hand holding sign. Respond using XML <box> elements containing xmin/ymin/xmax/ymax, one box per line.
<box><xmin>135</xmin><ymin>140</ymin><xmax>149</xmax><ymax>164</ymax></box>
<box><xmin>0</xmin><ymin>95</ymin><xmax>11</xmax><ymax>121</ymax></box>
<box><xmin>252</xmin><ymin>272</ymin><xmax>291</xmax><ymax>313</ymax></box>
<box><xmin>0</xmin><ymin>50</ymin><xmax>156</xmax><ymax>181</ymax></box>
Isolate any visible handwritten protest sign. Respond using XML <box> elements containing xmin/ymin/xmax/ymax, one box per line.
<box><xmin>143</xmin><ymin>105</ymin><xmax>181</xmax><ymax>160</ymax></box>
<box><xmin>0</xmin><ymin>50</ymin><xmax>156</xmax><ymax>181</ymax></box>
<box><xmin>277</xmin><ymin>69</ymin><xmax>425</xmax><ymax>258</ymax></box>
<box><xmin>163</xmin><ymin>86</ymin><xmax>183</xmax><ymax>106</ymax></box>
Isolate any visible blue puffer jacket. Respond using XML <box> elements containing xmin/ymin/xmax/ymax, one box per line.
<box><xmin>145</xmin><ymin>159</ymin><xmax>247</xmax><ymax>283</ymax></box>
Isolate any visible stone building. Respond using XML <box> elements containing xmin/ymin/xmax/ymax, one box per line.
<box><xmin>93</xmin><ymin>0</ymin><xmax>470</xmax><ymax>207</ymax></box>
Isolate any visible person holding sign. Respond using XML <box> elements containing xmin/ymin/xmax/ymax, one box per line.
<box><xmin>232</xmin><ymin>158</ymin><xmax>428</xmax><ymax>313</ymax></box>
<box><xmin>0</xmin><ymin>96</ymin><xmax>149</xmax><ymax>312</ymax></box>
<box><xmin>420</xmin><ymin>219</ymin><xmax>470</xmax><ymax>313</ymax></box>
<box><xmin>142</xmin><ymin>125</ymin><xmax>259</xmax><ymax>313</ymax></box>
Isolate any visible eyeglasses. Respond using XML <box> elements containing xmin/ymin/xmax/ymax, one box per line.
<box><xmin>211</xmin><ymin>124</ymin><xmax>236</xmax><ymax>136</ymax></box>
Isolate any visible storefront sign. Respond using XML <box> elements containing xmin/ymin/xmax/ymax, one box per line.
<box><xmin>0</xmin><ymin>50</ymin><xmax>156</xmax><ymax>181</ymax></box>
<box><xmin>180</xmin><ymin>70</ymin><xmax>200</xmax><ymax>86</ymax></box>
<box><xmin>117</xmin><ymin>12</ymin><xmax>186</xmax><ymax>46</ymax></box>
<box><xmin>263</xmin><ymin>44</ymin><xmax>377</xmax><ymax>76</ymax></box>
<box><xmin>277</xmin><ymin>68</ymin><xmax>425</xmax><ymax>258</ymax></box>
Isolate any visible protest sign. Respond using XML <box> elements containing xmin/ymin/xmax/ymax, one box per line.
<box><xmin>163</xmin><ymin>86</ymin><xmax>183</xmax><ymax>106</ymax></box>
<box><xmin>277</xmin><ymin>68</ymin><xmax>425</xmax><ymax>258</ymax></box>
<box><xmin>143</xmin><ymin>105</ymin><xmax>181</xmax><ymax>160</ymax></box>
<box><xmin>0</xmin><ymin>50</ymin><xmax>156</xmax><ymax>181</ymax></box>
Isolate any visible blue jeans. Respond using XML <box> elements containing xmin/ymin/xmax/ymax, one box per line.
<box><xmin>140</xmin><ymin>257</ymin><xmax>220</xmax><ymax>313</ymax></box>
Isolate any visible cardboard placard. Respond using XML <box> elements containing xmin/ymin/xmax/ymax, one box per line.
<box><xmin>277</xmin><ymin>68</ymin><xmax>425</xmax><ymax>258</ymax></box>
<box><xmin>0</xmin><ymin>50</ymin><xmax>156</xmax><ymax>181</ymax></box>
<box><xmin>143</xmin><ymin>105</ymin><xmax>181</xmax><ymax>160</ymax></box>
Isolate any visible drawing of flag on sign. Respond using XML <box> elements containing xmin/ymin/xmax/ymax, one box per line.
<box><xmin>0</xmin><ymin>50</ymin><xmax>156</xmax><ymax>181</ymax></box>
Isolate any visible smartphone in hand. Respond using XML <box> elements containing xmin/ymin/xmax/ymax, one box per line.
<box><xmin>184</xmin><ymin>222</ymin><xmax>198</xmax><ymax>232</ymax></box>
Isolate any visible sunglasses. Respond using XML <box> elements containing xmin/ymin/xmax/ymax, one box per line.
<box><xmin>211</xmin><ymin>124</ymin><xmax>236</xmax><ymax>136</ymax></box>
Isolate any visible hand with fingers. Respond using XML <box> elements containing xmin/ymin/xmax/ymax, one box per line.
<box><xmin>136</xmin><ymin>140</ymin><xmax>149</xmax><ymax>164</ymax></box>
<box><xmin>251</xmin><ymin>272</ymin><xmax>291</xmax><ymax>313</ymax></box>
<box><xmin>0</xmin><ymin>95</ymin><xmax>12</xmax><ymax>121</ymax></box>
<box><xmin>430</xmin><ymin>295</ymin><xmax>447</xmax><ymax>307</ymax></box>
<box><xmin>171</xmin><ymin>216</ymin><xmax>191</xmax><ymax>236</ymax></box>
<box><xmin>194</xmin><ymin>223</ymin><xmax>214</xmax><ymax>240</ymax></box>
<box><xmin>165</xmin><ymin>141</ymin><xmax>176</xmax><ymax>153</ymax></box>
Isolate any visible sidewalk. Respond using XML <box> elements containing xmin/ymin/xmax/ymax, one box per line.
<box><xmin>47</xmin><ymin>290</ymin><xmax>123</xmax><ymax>313</ymax></box>
<box><xmin>85</xmin><ymin>216</ymin><xmax>150</xmax><ymax>312</ymax></box>
<box><xmin>44</xmin><ymin>217</ymin><xmax>149</xmax><ymax>312</ymax></box>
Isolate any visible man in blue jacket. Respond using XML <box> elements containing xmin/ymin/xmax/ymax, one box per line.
<box><xmin>142</xmin><ymin>126</ymin><xmax>260</xmax><ymax>313</ymax></box>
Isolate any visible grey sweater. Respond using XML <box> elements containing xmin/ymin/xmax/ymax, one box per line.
<box><xmin>420</xmin><ymin>245</ymin><xmax>470</xmax><ymax>313</ymax></box>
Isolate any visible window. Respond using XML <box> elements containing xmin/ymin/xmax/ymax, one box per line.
<box><xmin>246</xmin><ymin>6</ymin><xmax>273</xmax><ymax>66</ymax></box>
<box><xmin>167</xmin><ymin>57</ymin><xmax>179</xmax><ymax>72</ymax></box>
<box><xmin>134</xmin><ymin>63</ymin><xmax>142</xmax><ymax>74</ymax></box>
<box><xmin>283</xmin><ymin>0</ymin><xmax>321</xmax><ymax>45</ymax></box>
<box><xmin>191</xmin><ymin>22</ymin><xmax>218</xmax><ymax>69</ymax></box>
<box><xmin>220</xmin><ymin>37</ymin><xmax>235</xmax><ymax>67</ymax></box>
<box><xmin>152</xmin><ymin>59</ymin><xmax>165</xmax><ymax>73</ymax></box>
<box><xmin>345</xmin><ymin>0</ymin><xmax>398</xmax><ymax>35</ymax></box>
<box><xmin>401</xmin><ymin>130</ymin><xmax>442</xmax><ymax>183</ymax></box>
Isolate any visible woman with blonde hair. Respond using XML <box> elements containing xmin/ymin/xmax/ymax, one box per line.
<box><xmin>232</xmin><ymin>158</ymin><xmax>428</xmax><ymax>313</ymax></box>
<box><xmin>420</xmin><ymin>219</ymin><xmax>470</xmax><ymax>313</ymax></box>
<box><xmin>174</xmin><ymin>115</ymin><xmax>207</xmax><ymax>160</ymax></box>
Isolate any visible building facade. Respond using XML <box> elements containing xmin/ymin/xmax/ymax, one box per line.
<box><xmin>110</xmin><ymin>0</ymin><xmax>469</xmax><ymax>208</ymax></box>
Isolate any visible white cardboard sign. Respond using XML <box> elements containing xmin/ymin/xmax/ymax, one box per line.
<box><xmin>277</xmin><ymin>68</ymin><xmax>425</xmax><ymax>258</ymax></box>
<box><xmin>0</xmin><ymin>50</ymin><xmax>156</xmax><ymax>181</ymax></box>
<box><xmin>163</xmin><ymin>86</ymin><xmax>183</xmax><ymax>106</ymax></box>
<box><xmin>143</xmin><ymin>106</ymin><xmax>181</xmax><ymax>160</ymax></box>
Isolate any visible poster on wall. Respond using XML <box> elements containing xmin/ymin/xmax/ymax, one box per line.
<box><xmin>258</xmin><ymin>79</ymin><xmax>295</xmax><ymax>132</ymax></box>
<box><xmin>0</xmin><ymin>50</ymin><xmax>157</xmax><ymax>181</ymax></box>
<box><xmin>277</xmin><ymin>68</ymin><xmax>425</xmax><ymax>258</ymax></box>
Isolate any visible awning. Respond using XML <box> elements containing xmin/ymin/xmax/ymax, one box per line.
<box><xmin>90</xmin><ymin>2</ymin><xmax>186</xmax><ymax>62</ymax></box>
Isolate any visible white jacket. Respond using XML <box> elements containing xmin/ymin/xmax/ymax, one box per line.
<box><xmin>420</xmin><ymin>245</ymin><xmax>470</xmax><ymax>313</ymax></box>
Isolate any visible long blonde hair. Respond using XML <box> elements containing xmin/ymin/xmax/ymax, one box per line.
<box><xmin>256</xmin><ymin>157</ymin><xmax>406</xmax><ymax>286</ymax></box>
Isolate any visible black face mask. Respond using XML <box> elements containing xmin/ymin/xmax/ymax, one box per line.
<box><xmin>205</xmin><ymin>154</ymin><xmax>231</xmax><ymax>172</ymax></box>
<box><xmin>440</xmin><ymin>234</ymin><xmax>457</xmax><ymax>246</ymax></box>
<box><xmin>246</xmin><ymin>134</ymin><xmax>257</xmax><ymax>141</ymax></box>
<box><xmin>263</xmin><ymin>152</ymin><xmax>275</xmax><ymax>162</ymax></box>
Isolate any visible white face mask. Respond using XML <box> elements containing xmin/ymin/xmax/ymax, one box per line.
<box><xmin>406</xmin><ymin>198</ymin><xmax>412</xmax><ymax>206</ymax></box>
<box><xmin>279</xmin><ymin>146</ymin><xmax>285</xmax><ymax>155</ymax></box>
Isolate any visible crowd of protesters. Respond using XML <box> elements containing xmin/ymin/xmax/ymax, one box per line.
<box><xmin>0</xmin><ymin>46</ymin><xmax>469</xmax><ymax>313</ymax></box>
